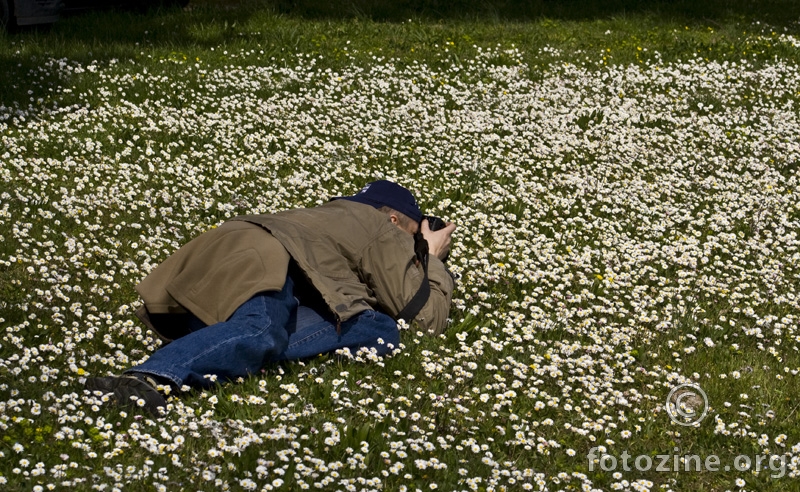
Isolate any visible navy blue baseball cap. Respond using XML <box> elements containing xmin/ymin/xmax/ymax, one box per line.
<box><xmin>335</xmin><ymin>180</ymin><xmax>423</xmax><ymax>223</ymax></box>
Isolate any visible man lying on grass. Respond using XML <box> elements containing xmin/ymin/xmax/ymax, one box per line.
<box><xmin>85</xmin><ymin>180</ymin><xmax>456</xmax><ymax>417</ymax></box>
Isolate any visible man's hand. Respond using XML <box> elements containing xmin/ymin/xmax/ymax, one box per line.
<box><xmin>421</xmin><ymin>219</ymin><xmax>456</xmax><ymax>261</ymax></box>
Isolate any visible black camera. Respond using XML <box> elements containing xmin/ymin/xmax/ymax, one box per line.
<box><xmin>425</xmin><ymin>215</ymin><xmax>447</xmax><ymax>232</ymax></box>
<box><xmin>422</xmin><ymin>215</ymin><xmax>449</xmax><ymax>263</ymax></box>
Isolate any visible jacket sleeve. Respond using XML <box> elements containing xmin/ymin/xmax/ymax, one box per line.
<box><xmin>361</xmin><ymin>230</ymin><xmax>455</xmax><ymax>336</ymax></box>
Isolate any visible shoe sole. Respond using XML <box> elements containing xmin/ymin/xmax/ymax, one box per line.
<box><xmin>86</xmin><ymin>376</ymin><xmax>167</xmax><ymax>417</ymax></box>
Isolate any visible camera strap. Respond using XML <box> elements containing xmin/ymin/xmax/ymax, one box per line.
<box><xmin>397</xmin><ymin>231</ymin><xmax>431</xmax><ymax>323</ymax></box>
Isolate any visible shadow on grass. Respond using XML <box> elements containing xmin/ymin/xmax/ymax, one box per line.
<box><xmin>0</xmin><ymin>2</ymin><xmax>255</xmax><ymax>109</ymax></box>
<box><xmin>267</xmin><ymin>0</ymin><xmax>800</xmax><ymax>25</ymax></box>
<box><xmin>7</xmin><ymin>0</ymin><xmax>800</xmax><ymax>54</ymax></box>
<box><xmin>1</xmin><ymin>0</ymin><xmax>798</xmax><ymax>111</ymax></box>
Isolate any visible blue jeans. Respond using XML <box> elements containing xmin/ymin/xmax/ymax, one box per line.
<box><xmin>129</xmin><ymin>276</ymin><xmax>400</xmax><ymax>388</ymax></box>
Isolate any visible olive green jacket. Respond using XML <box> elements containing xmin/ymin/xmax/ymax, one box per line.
<box><xmin>135</xmin><ymin>200</ymin><xmax>454</xmax><ymax>338</ymax></box>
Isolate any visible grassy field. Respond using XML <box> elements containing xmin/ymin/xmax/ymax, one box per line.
<box><xmin>2</xmin><ymin>1</ymin><xmax>800</xmax><ymax>491</ymax></box>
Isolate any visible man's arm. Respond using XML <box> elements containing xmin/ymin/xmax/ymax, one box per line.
<box><xmin>412</xmin><ymin>255</ymin><xmax>455</xmax><ymax>335</ymax></box>
<box><xmin>361</xmin><ymin>228</ymin><xmax>455</xmax><ymax>336</ymax></box>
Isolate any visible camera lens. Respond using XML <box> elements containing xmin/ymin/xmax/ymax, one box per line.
<box><xmin>426</xmin><ymin>216</ymin><xmax>447</xmax><ymax>232</ymax></box>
